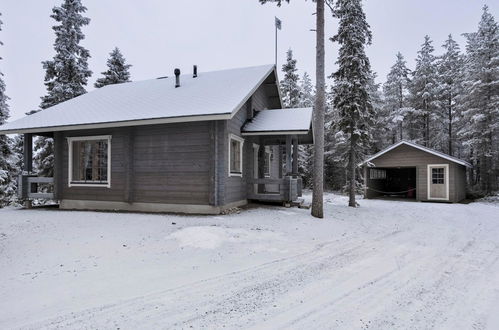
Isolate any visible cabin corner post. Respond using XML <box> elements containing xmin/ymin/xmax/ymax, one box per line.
<box><xmin>22</xmin><ymin>133</ymin><xmax>33</xmax><ymax>208</ymax></box>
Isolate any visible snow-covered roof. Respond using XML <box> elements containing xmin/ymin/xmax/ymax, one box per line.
<box><xmin>241</xmin><ymin>108</ymin><xmax>313</xmax><ymax>135</ymax></box>
<box><xmin>359</xmin><ymin>140</ymin><xmax>472</xmax><ymax>168</ymax></box>
<box><xmin>0</xmin><ymin>64</ymin><xmax>278</xmax><ymax>134</ymax></box>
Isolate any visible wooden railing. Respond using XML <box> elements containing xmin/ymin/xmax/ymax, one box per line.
<box><xmin>247</xmin><ymin>176</ymin><xmax>302</xmax><ymax>202</ymax></box>
<box><xmin>18</xmin><ymin>175</ymin><xmax>55</xmax><ymax>200</ymax></box>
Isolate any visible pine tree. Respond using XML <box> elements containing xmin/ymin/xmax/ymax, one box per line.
<box><xmin>331</xmin><ymin>0</ymin><xmax>374</xmax><ymax>207</ymax></box>
<box><xmin>460</xmin><ymin>5</ymin><xmax>499</xmax><ymax>193</ymax></box>
<box><xmin>94</xmin><ymin>47</ymin><xmax>132</xmax><ymax>88</ymax></box>
<box><xmin>382</xmin><ymin>52</ymin><xmax>411</xmax><ymax>143</ymax></box>
<box><xmin>436</xmin><ymin>35</ymin><xmax>463</xmax><ymax>156</ymax></box>
<box><xmin>280</xmin><ymin>49</ymin><xmax>301</xmax><ymax>108</ymax></box>
<box><xmin>408</xmin><ymin>35</ymin><xmax>438</xmax><ymax>147</ymax></box>
<box><xmin>35</xmin><ymin>0</ymin><xmax>92</xmax><ymax>177</ymax></box>
<box><xmin>0</xmin><ymin>12</ymin><xmax>17</xmax><ymax>206</ymax></box>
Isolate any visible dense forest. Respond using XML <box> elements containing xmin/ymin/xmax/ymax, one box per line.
<box><xmin>280</xmin><ymin>5</ymin><xmax>498</xmax><ymax>197</ymax></box>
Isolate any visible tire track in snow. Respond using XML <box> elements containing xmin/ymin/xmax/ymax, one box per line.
<box><xmin>19</xmin><ymin>230</ymin><xmax>406</xmax><ymax>330</ymax></box>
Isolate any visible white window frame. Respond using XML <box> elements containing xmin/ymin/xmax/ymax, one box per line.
<box><xmin>427</xmin><ymin>164</ymin><xmax>449</xmax><ymax>201</ymax></box>
<box><xmin>228</xmin><ymin>134</ymin><xmax>244</xmax><ymax>177</ymax></box>
<box><xmin>67</xmin><ymin>135</ymin><xmax>112</xmax><ymax>188</ymax></box>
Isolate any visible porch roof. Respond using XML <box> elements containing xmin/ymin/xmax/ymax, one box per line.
<box><xmin>241</xmin><ymin>108</ymin><xmax>313</xmax><ymax>136</ymax></box>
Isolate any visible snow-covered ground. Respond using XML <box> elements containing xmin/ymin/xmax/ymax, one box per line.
<box><xmin>1</xmin><ymin>193</ymin><xmax>498</xmax><ymax>329</ymax></box>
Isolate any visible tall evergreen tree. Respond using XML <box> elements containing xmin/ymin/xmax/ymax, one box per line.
<box><xmin>409</xmin><ymin>35</ymin><xmax>438</xmax><ymax>147</ymax></box>
<box><xmin>280</xmin><ymin>48</ymin><xmax>301</xmax><ymax>108</ymax></box>
<box><xmin>94</xmin><ymin>47</ymin><xmax>132</xmax><ymax>88</ymax></box>
<box><xmin>460</xmin><ymin>5</ymin><xmax>499</xmax><ymax>193</ymax></box>
<box><xmin>383</xmin><ymin>52</ymin><xmax>411</xmax><ymax>143</ymax></box>
<box><xmin>35</xmin><ymin>0</ymin><xmax>92</xmax><ymax>177</ymax></box>
<box><xmin>436</xmin><ymin>34</ymin><xmax>463</xmax><ymax>156</ymax></box>
<box><xmin>331</xmin><ymin>0</ymin><xmax>374</xmax><ymax>207</ymax></box>
<box><xmin>0</xmin><ymin>13</ymin><xmax>17</xmax><ymax>206</ymax></box>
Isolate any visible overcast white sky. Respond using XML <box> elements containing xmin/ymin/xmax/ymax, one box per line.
<box><xmin>1</xmin><ymin>0</ymin><xmax>497</xmax><ymax>121</ymax></box>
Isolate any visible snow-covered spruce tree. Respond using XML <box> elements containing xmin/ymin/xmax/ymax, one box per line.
<box><xmin>0</xmin><ymin>13</ymin><xmax>17</xmax><ymax>207</ymax></box>
<box><xmin>382</xmin><ymin>52</ymin><xmax>411</xmax><ymax>143</ymax></box>
<box><xmin>367</xmin><ymin>71</ymin><xmax>385</xmax><ymax>152</ymax></box>
<box><xmin>35</xmin><ymin>0</ymin><xmax>92</xmax><ymax>177</ymax></box>
<box><xmin>298</xmin><ymin>72</ymin><xmax>315</xmax><ymax>187</ymax></box>
<box><xmin>94</xmin><ymin>47</ymin><xmax>132</xmax><ymax>88</ymax></box>
<box><xmin>459</xmin><ymin>5</ymin><xmax>499</xmax><ymax>193</ymax></box>
<box><xmin>435</xmin><ymin>35</ymin><xmax>464</xmax><ymax>156</ymax></box>
<box><xmin>408</xmin><ymin>35</ymin><xmax>438</xmax><ymax>147</ymax></box>
<box><xmin>331</xmin><ymin>0</ymin><xmax>374</xmax><ymax>207</ymax></box>
<box><xmin>280</xmin><ymin>48</ymin><xmax>301</xmax><ymax>108</ymax></box>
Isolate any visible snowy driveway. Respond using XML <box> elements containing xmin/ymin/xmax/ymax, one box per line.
<box><xmin>1</xmin><ymin>194</ymin><xmax>498</xmax><ymax>329</ymax></box>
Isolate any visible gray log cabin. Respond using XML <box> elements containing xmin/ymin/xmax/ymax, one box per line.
<box><xmin>359</xmin><ymin>140</ymin><xmax>471</xmax><ymax>203</ymax></box>
<box><xmin>0</xmin><ymin>65</ymin><xmax>314</xmax><ymax>214</ymax></box>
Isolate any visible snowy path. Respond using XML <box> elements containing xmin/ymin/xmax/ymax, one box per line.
<box><xmin>1</xmin><ymin>194</ymin><xmax>498</xmax><ymax>329</ymax></box>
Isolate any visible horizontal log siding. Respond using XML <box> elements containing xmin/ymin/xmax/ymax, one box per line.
<box><xmin>60</xmin><ymin>122</ymin><xmax>212</xmax><ymax>205</ymax></box>
<box><xmin>369</xmin><ymin>144</ymin><xmax>466</xmax><ymax>202</ymax></box>
<box><xmin>224</xmin><ymin>82</ymin><xmax>273</xmax><ymax>204</ymax></box>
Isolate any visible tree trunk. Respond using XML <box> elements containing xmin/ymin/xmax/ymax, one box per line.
<box><xmin>311</xmin><ymin>0</ymin><xmax>325</xmax><ymax>218</ymax></box>
<box><xmin>348</xmin><ymin>127</ymin><xmax>357</xmax><ymax>207</ymax></box>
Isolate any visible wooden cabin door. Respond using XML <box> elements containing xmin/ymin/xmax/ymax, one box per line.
<box><xmin>428</xmin><ymin>164</ymin><xmax>449</xmax><ymax>200</ymax></box>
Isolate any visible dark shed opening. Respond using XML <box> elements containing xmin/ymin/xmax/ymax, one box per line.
<box><xmin>367</xmin><ymin>167</ymin><xmax>417</xmax><ymax>200</ymax></box>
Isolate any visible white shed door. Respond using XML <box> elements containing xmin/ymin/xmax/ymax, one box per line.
<box><xmin>428</xmin><ymin>164</ymin><xmax>449</xmax><ymax>200</ymax></box>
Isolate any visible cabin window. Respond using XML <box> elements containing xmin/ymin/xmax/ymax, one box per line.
<box><xmin>264</xmin><ymin>147</ymin><xmax>271</xmax><ymax>177</ymax></box>
<box><xmin>68</xmin><ymin>135</ymin><xmax>111</xmax><ymax>187</ymax></box>
<box><xmin>432</xmin><ymin>167</ymin><xmax>445</xmax><ymax>184</ymax></box>
<box><xmin>229</xmin><ymin>134</ymin><xmax>244</xmax><ymax>177</ymax></box>
<box><xmin>370</xmin><ymin>169</ymin><xmax>386</xmax><ymax>180</ymax></box>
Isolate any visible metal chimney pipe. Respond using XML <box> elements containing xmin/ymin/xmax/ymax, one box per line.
<box><xmin>174</xmin><ymin>68</ymin><xmax>181</xmax><ymax>88</ymax></box>
<box><xmin>193</xmin><ymin>65</ymin><xmax>198</xmax><ymax>78</ymax></box>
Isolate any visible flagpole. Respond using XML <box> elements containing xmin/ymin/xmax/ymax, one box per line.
<box><xmin>274</xmin><ymin>17</ymin><xmax>281</xmax><ymax>68</ymax></box>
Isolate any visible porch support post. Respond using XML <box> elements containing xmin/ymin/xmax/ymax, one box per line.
<box><xmin>285</xmin><ymin>135</ymin><xmax>292</xmax><ymax>176</ymax></box>
<box><xmin>23</xmin><ymin>133</ymin><xmax>33</xmax><ymax>209</ymax></box>
<box><xmin>292</xmin><ymin>135</ymin><xmax>298</xmax><ymax>176</ymax></box>
<box><xmin>23</xmin><ymin>133</ymin><xmax>33</xmax><ymax>174</ymax></box>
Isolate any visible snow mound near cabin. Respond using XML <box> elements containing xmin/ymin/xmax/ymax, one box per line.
<box><xmin>169</xmin><ymin>226</ymin><xmax>284</xmax><ymax>249</ymax></box>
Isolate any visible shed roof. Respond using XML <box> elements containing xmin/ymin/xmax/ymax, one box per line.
<box><xmin>359</xmin><ymin>140</ymin><xmax>472</xmax><ymax>168</ymax></box>
<box><xmin>241</xmin><ymin>108</ymin><xmax>313</xmax><ymax>135</ymax></box>
<box><xmin>0</xmin><ymin>64</ymin><xmax>279</xmax><ymax>134</ymax></box>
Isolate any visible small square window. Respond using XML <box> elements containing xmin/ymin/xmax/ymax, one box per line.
<box><xmin>229</xmin><ymin>135</ymin><xmax>244</xmax><ymax>176</ymax></box>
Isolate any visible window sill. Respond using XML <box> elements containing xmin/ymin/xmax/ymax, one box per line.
<box><xmin>229</xmin><ymin>172</ymin><xmax>243</xmax><ymax>177</ymax></box>
<box><xmin>69</xmin><ymin>182</ymin><xmax>110</xmax><ymax>188</ymax></box>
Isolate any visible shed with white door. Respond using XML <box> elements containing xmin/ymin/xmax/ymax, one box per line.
<box><xmin>359</xmin><ymin>140</ymin><xmax>471</xmax><ymax>203</ymax></box>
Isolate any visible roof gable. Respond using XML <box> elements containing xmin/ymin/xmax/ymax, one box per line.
<box><xmin>360</xmin><ymin>140</ymin><xmax>472</xmax><ymax>168</ymax></box>
<box><xmin>0</xmin><ymin>64</ymin><xmax>278</xmax><ymax>134</ymax></box>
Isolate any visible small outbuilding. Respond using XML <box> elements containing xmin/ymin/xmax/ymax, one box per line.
<box><xmin>359</xmin><ymin>140</ymin><xmax>472</xmax><ymax>203</ymax></box>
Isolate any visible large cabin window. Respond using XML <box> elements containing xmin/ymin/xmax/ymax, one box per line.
<box><xmin>229</xmin><ymin>134</ymin><xmax>244</xmax><ymax>177</ymax></box>
<box><xmin>68</xmin><ymin>135</ymin><xmax>111</xmax><ymax>187</ymax></box>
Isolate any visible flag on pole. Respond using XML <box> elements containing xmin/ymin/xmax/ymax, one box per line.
<box><xmin>275</xmin><ymin>16</ymin><xmax>282</xmax><ymax>30</ymax></box>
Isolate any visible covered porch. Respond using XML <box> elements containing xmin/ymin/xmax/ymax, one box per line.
<box><xmin>241</xmin><ymin>108</ymin><xmax>314</xmax><ymax>205</ymax></box>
